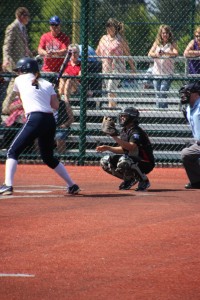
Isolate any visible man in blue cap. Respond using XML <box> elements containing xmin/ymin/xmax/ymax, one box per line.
<box><xmin>38</xmin><ymin>15</ymin><xmax>70</xmax><ymax>73</ymax></box>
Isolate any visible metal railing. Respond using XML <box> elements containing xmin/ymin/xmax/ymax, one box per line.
<box><xmin>1</xmin><ymin>55</ymin><xmax>200</xmax><ymax>79</ymax></box>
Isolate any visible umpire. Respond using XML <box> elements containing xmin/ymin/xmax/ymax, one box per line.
<box><xmin>179</xmin><ymin>81</ymin><xmax>200</xmax><ymax>189</ymax></box>
<box><xmin>96</xmin><ymin>107</ymin><xmax>155</xmax><ymax>191</ymax></box>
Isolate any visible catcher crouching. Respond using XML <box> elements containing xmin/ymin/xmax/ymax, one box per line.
<box><xmin>96</xmin><ymin>107</ymin><xmax>155</xmax><ymax>191</ymax></box>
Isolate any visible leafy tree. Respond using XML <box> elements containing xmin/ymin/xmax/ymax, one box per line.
<box><xmin>153</xmin><ymin>0</ymin><xmax>196</xmax><ymax>39</ymax></box>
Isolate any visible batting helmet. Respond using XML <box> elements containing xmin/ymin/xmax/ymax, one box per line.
<box><xmin>14</xmin><ymin>57</ymin><xmax>39</xmax><ymax>74</ymax></box>
<box><xmin>119</xmin><ymin>107</ymin><xmax>139</xmax><ymax>127</ymax></box>
<box><xmin>179</xmin><ymin>81</ymin><xmax>200</xmax><ymax>104</ymax></box>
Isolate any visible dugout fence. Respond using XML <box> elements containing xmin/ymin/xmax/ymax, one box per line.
<box><xmin>0</xmin><ymin>0</ymin><xmax>199</xmax><ymax>165</ymax></box>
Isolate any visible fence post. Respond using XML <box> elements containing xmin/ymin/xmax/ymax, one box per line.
<box><xmin>190</xmin><ymin>0</ymin><xmax>196</xmax><ymax>39</ymax></box>
<box><xmin>79</xmin><ymin>0</ymin><xmax>89</xmax><ymax>165</ymax></box>
<box><xmin>72</xmin><ymin>0</ymin><xmax>80</xmax><ymax>43</ymax></box>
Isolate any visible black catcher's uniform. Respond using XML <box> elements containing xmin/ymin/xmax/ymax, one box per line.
<box><xmin>120</xmin><ymin>125</ymin><xmax>155</xmax><ymax>174</ymax></box>
<box><xmin>99</xmin><ymin>107</ymin><xmax>155</xmax><ymax>191</ymax></box>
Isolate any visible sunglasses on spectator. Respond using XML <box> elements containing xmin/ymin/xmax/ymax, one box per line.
<box><xmin>195</xmin><ymin>35</ymin><xmax>200</xmax><ymax>38</ymax></box>
<box><xmin>50</xmin><ymin>24</ymin><xmax>59</xmax><ymax>27</ymax></box>
<box><xmin>22</xmin><ymin>13</ymin><xmax>30</xmax><ymax>17</ymax></box>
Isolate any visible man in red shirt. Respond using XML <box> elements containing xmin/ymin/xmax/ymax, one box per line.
<box><xmin>59</xmin><ymin>44</ymin><xmax>81</xmax><ymax>102</ymax></box>
<box><xmin>38</xmin><ymin>16</ymin><xmax>70</xmax><ymax>73</ymax></box>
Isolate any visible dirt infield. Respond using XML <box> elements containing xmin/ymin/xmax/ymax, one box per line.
<box><xmin>0</xmin><ymin>164</ymin><xmax>200</xmax><ymax>300</ymax></box>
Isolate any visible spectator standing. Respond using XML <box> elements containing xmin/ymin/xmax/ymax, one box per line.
<box><xmin>96</xmin><ymin>18</ymin><xmax>135</xmax><ymax>108</ymax></box>
<box><xmin>179</xmin><ymin>81</ymin><xmax>200</xmax><ymax>189</ymax></box>
<box><xmin>0</xmin><ymin>57</ymin><xmax>80</xmax><ymax>196</ymax></box>
<box><xmin>38</xmin><ymin>18</ymin><xmax>72</xmax><ymax>155</ymax></box>
<box><xmin>184</xmin><ymin>26</ymin><xmax>200</xmax><ymax>74</ymax></box>
<box><xmin>148</xmin><ymin>25</ymin><xmax>178</xmax><ymax>109</ymax></box>
<box><xmin>38</xmin><ymin>16</ymin><xmax>70</xmax><ymax>73</ymax></box>
<box><xmin>2</xmin><ymin>7</ymin><xmax>32</xmax><ymax>116</ymax></box>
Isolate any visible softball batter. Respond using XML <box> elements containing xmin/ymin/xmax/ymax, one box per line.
<box><xmin>0</xmin><ymin>57</ymin><xmax>80</xmax><ymax>195</ymax></box>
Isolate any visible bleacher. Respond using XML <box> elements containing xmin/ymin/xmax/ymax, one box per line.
<box><xmin>65</xmin><ymin>95</ymin><xmax>192</xmax><ymax>165</ymax></box>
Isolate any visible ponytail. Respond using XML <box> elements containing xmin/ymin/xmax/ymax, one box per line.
<box><xmin>118</xmin><ymin>22</ymin><xmax>124</xmax><ymax>36</ymax></box>
<box><xmin>32</xmin><ymin>72</ymin><xmax>41</xmax><ymax>89</ymax></box>
<box><xmin>106</xmin><ymin>18</ymin><xmax>125</xmax><ymax>36</ymax></box>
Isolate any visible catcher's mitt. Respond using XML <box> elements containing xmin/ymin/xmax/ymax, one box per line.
<box><xmin>101</xmin><ymin>116</ymin><xmax>118</xmax><ymax>136</ymax></box>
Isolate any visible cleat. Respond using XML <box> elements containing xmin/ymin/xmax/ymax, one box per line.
<box><xmin>67</xmin><ymin>184</ymin><xmax>80</xmax><ymax>195</ymax></box>
<box><xmin>0</xmin><ymin>184</ymin><xmax>13</xmax><ymax>195</ymax></box>
<box><xmin>185</xmin><ymin>182</ymin><xmax>200</xmax><ymax>189</ymax></box>
<box><xmin>135</xmin><ymin>179</ymin><xmax>150</xmax><ymax>191</ymax></box>
<box><xmin>185</xmin><ymin>183</ymin><xmax>193</xmax><ymax>189</ymax></box>
<box><xmin>119</xmin><ymin>178</ymin><xmax>138</xmax><ymax>190</ymax></box>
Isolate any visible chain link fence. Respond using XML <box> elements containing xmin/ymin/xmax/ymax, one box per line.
<box><xmin>0</xmin><ymin>0</ymin><xmax>200</xmax><ymax>165</ymax></box>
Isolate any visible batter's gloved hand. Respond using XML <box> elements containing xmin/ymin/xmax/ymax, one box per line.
<box><xmin>101</xmin><ymin>116</ymin><xmax>118</xmax><ymax>136</ymax></box>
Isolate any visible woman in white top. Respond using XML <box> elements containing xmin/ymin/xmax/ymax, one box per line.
<box><xmin>148</xmin><ymin>25</ymin><xmax>178</xmax><ymax>108</ymax></box>
<box><xmin>0</xmin><ymin>57</ymin><xmax>80</xmax><ymax>195</ymax></box>
<box><xmin>96</xmin><ymin>18</ymin><xmax>135</xmax><ymax>107</ymax></box>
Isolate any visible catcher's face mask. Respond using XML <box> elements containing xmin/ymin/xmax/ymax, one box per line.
<box><xmin>119</xmin><ymin>114</ymin><xmax>132</xmax><ymax>127</ymax></box>
<box><xmin>179</xmin><ymin>86</ymin><xmax>192</xmax><ymax>105</ymax></box>
<box><xmin>179</xmin><ymin>81</ymin><xmax>200</xmax><ymax>105</ymax></box>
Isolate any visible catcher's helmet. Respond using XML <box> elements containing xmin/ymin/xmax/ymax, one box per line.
<box><xmin>14</xmin><ymin>57</ymin><xmax>39</xmax><ymax>74</ymax></box>
<box><xmin>179</xmin><ymin>81</ymin><xmax>200</xmax><ymax>104</ymax></box>
<box><xmin>119</xmin><ymin>107</ymin><xmax>139</xmax><ymax>127</ymax></box>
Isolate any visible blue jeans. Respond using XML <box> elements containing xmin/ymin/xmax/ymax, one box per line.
<box><xmin>55</xmin><ymin>128</ymin><xmax>70</xmax><ymax>141</ymax></box>
<box><xmin>153</xmin><ymin>79</ymin><xmax>171</xmax><ymax>108</ymax></box>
